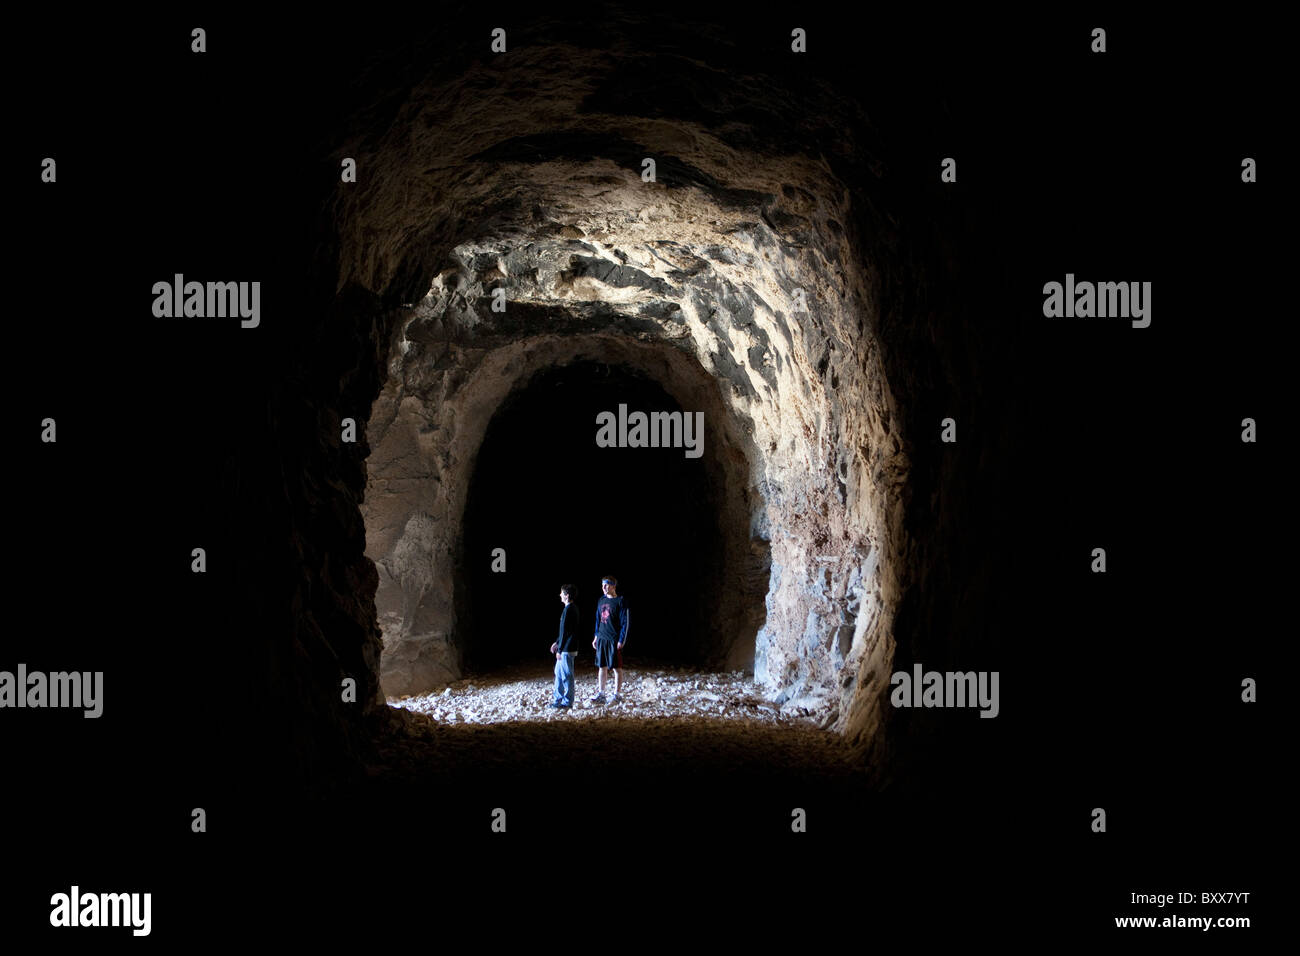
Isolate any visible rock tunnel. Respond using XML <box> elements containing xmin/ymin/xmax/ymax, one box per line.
<box><xmin>231</xmin><ymin>11</ymin><xmax>1012</xmax><ymax>793</ymax></box>
<box><xmin>358</xmin><ymin>133</ymin><xmax>906</xmax><ymax>734</ymax></box>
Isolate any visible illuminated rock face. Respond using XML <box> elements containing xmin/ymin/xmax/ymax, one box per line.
<box><xmin>352</xmin><ymin>53</ymin><xmax>906</xmax><ymax>746</ymax></box>
<box><xmin>245</xmin><ymin>15</ymin><xmax>1010</xmax><ymax>786</ymax></box>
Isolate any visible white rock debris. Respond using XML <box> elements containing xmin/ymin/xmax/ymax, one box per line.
<box><xmin>387</xmin><ymin>663</ymin><xmax>827</xmax><ymax>728</ymax></box>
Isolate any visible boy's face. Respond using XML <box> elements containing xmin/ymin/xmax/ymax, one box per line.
<box><xmin>560</xmin><ymin>589</ymin><xmax>570</xmax><ymax>605</ymax></box>
<box><xmin>601</xmin><ymin>580</ymin><xmax>616</xmax><ymax>597</ymax></box>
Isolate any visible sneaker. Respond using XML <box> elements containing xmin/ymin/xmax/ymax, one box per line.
<box><xmin>588</xmin><ymin>693</ymin><xmax>606</xmax><ymax>705</ymax></box>
<box><xmin>608</xmin><ymin>694</ymin><xmax>621</xmax><ymax>704</ymax></box>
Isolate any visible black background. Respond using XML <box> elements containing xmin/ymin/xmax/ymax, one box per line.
<box><xmin>7</xmin><ymin>6</ymin><xmax>1280</xmax><ymax>944</ymax></box>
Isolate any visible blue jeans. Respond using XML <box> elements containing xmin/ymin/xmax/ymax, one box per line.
<box><xmin>554</xmin><ymin>652</ymin><xmax>576</xmax><ymax>706</ymax></box>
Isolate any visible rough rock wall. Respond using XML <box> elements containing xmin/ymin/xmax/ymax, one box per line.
<box><xmin>345</xmin><ymin>45</ymin><xmax>908</xmax><ymax>738</ymax></box>
<box><xmin>236</xmin><ymin>12</ymin><xmax>1010</xmax><ymax>789</ymax></box>
<box><xmin>231</xmin><ymin>284</ymin><xmax>395</xmax><ymax>786</ymax></box>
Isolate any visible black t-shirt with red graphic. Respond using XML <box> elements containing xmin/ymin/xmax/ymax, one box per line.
<box><xmin>594</xmin><ymin>595</ymin><xmax>629</xmax><ymax>646</ymax></box>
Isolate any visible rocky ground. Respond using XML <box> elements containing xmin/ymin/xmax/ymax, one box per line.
<box><xmin>368</xmin><ymin>661</ymin><xmax>864</xmax><ymax>796</ymax></box>
<box><xmin>385</xmin><ymin>661</ymin><xmax>835</xmax><ymax>729</ymax></box>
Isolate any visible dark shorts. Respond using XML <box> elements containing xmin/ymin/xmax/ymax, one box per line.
<box><xmin>595</xmin><ymin>639</ymin><xmax>621</xmax><ymax>669</ymax></box>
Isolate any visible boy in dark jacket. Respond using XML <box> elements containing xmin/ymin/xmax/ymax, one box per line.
<box><xmin>550</xmin><ymin>584</ymin><xmax>580</xmax><ymax>708</ymax></box>
<box><xmin>589</xmin><ymin>575</ymin><xmax>629</xmax><ymax>704</ymax></box>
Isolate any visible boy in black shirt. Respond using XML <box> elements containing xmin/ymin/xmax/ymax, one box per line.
<box><xmin>589</xmin><ymin>575</ymin><xmax>629</xmax><ymax>704</ymax></box>
<box><xmin>550</xmin><ymin>584</ymin><xmax>580</xmax><ymax>708</ymax></box>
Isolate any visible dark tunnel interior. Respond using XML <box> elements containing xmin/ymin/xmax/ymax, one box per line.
<box><xmin>461</xmin><ymin>361</ymin><xmax>719</xmax><ymax>672</ymax></box>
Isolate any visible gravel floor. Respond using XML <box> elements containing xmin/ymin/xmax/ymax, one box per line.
<box><xmin>366</xmin><ymin>662</ymin><xmax>865</xmax><ymax>791</ymax></box>
<box><xmin>386</xmin><ymin>661</ymin><xmax>832</xmax><ymax>728</ymax></box>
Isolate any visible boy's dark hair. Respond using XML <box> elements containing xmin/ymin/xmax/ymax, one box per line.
<box><xmin>561</xmin><ymin>583</ymin><xmax>575</xmax><ymax>596</ymax></box>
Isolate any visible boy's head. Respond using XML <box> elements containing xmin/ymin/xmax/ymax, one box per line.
<box><xmin>560</xmin><ymin>584</ymin><xmax>574</xmax><ymax>604</ymax></box>
<box><xmin>601</xmin><ymin>575</ymin><xmax>618</xmax><ymax>597</ymax></box>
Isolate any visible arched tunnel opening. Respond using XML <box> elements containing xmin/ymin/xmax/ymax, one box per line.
<box><xmin>224</xmin><ymin>10</ymin><xmax>1019</xmax><ymax>834</ymax></box>
<box><xmin>460</xmin><ymin>360</ymin><xmax>724</xmax><ymax>673</ymax></box>
<box><xmin>358</xmin><ymin>182</ymin><xmax>898</xmax><ymax>737</ymax></box>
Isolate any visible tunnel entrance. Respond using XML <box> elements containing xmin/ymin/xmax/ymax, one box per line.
<box><xmin>461</xmin><ymin>360</ymin><xmax>719</xmax><ymax>673</ymax></box>
<box><xmin>349</xmin><ymin>26</ymin><xmax>913</xmax><ymax>737</ymax></box>
<box><xmin>362</xmin><ymin>324</ymin><xmax>776</xmax><ymax>704</ymax></box>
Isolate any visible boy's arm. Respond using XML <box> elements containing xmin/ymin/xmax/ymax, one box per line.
<box><xmin>565</xmin><ymin>607</ymin><xmax>580</xmax><ymax>652</ymax></box>
<box><xmin>619</xmin><ymin>604</ymin><xmax>629</xmax><ymax>647</ymax></box>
